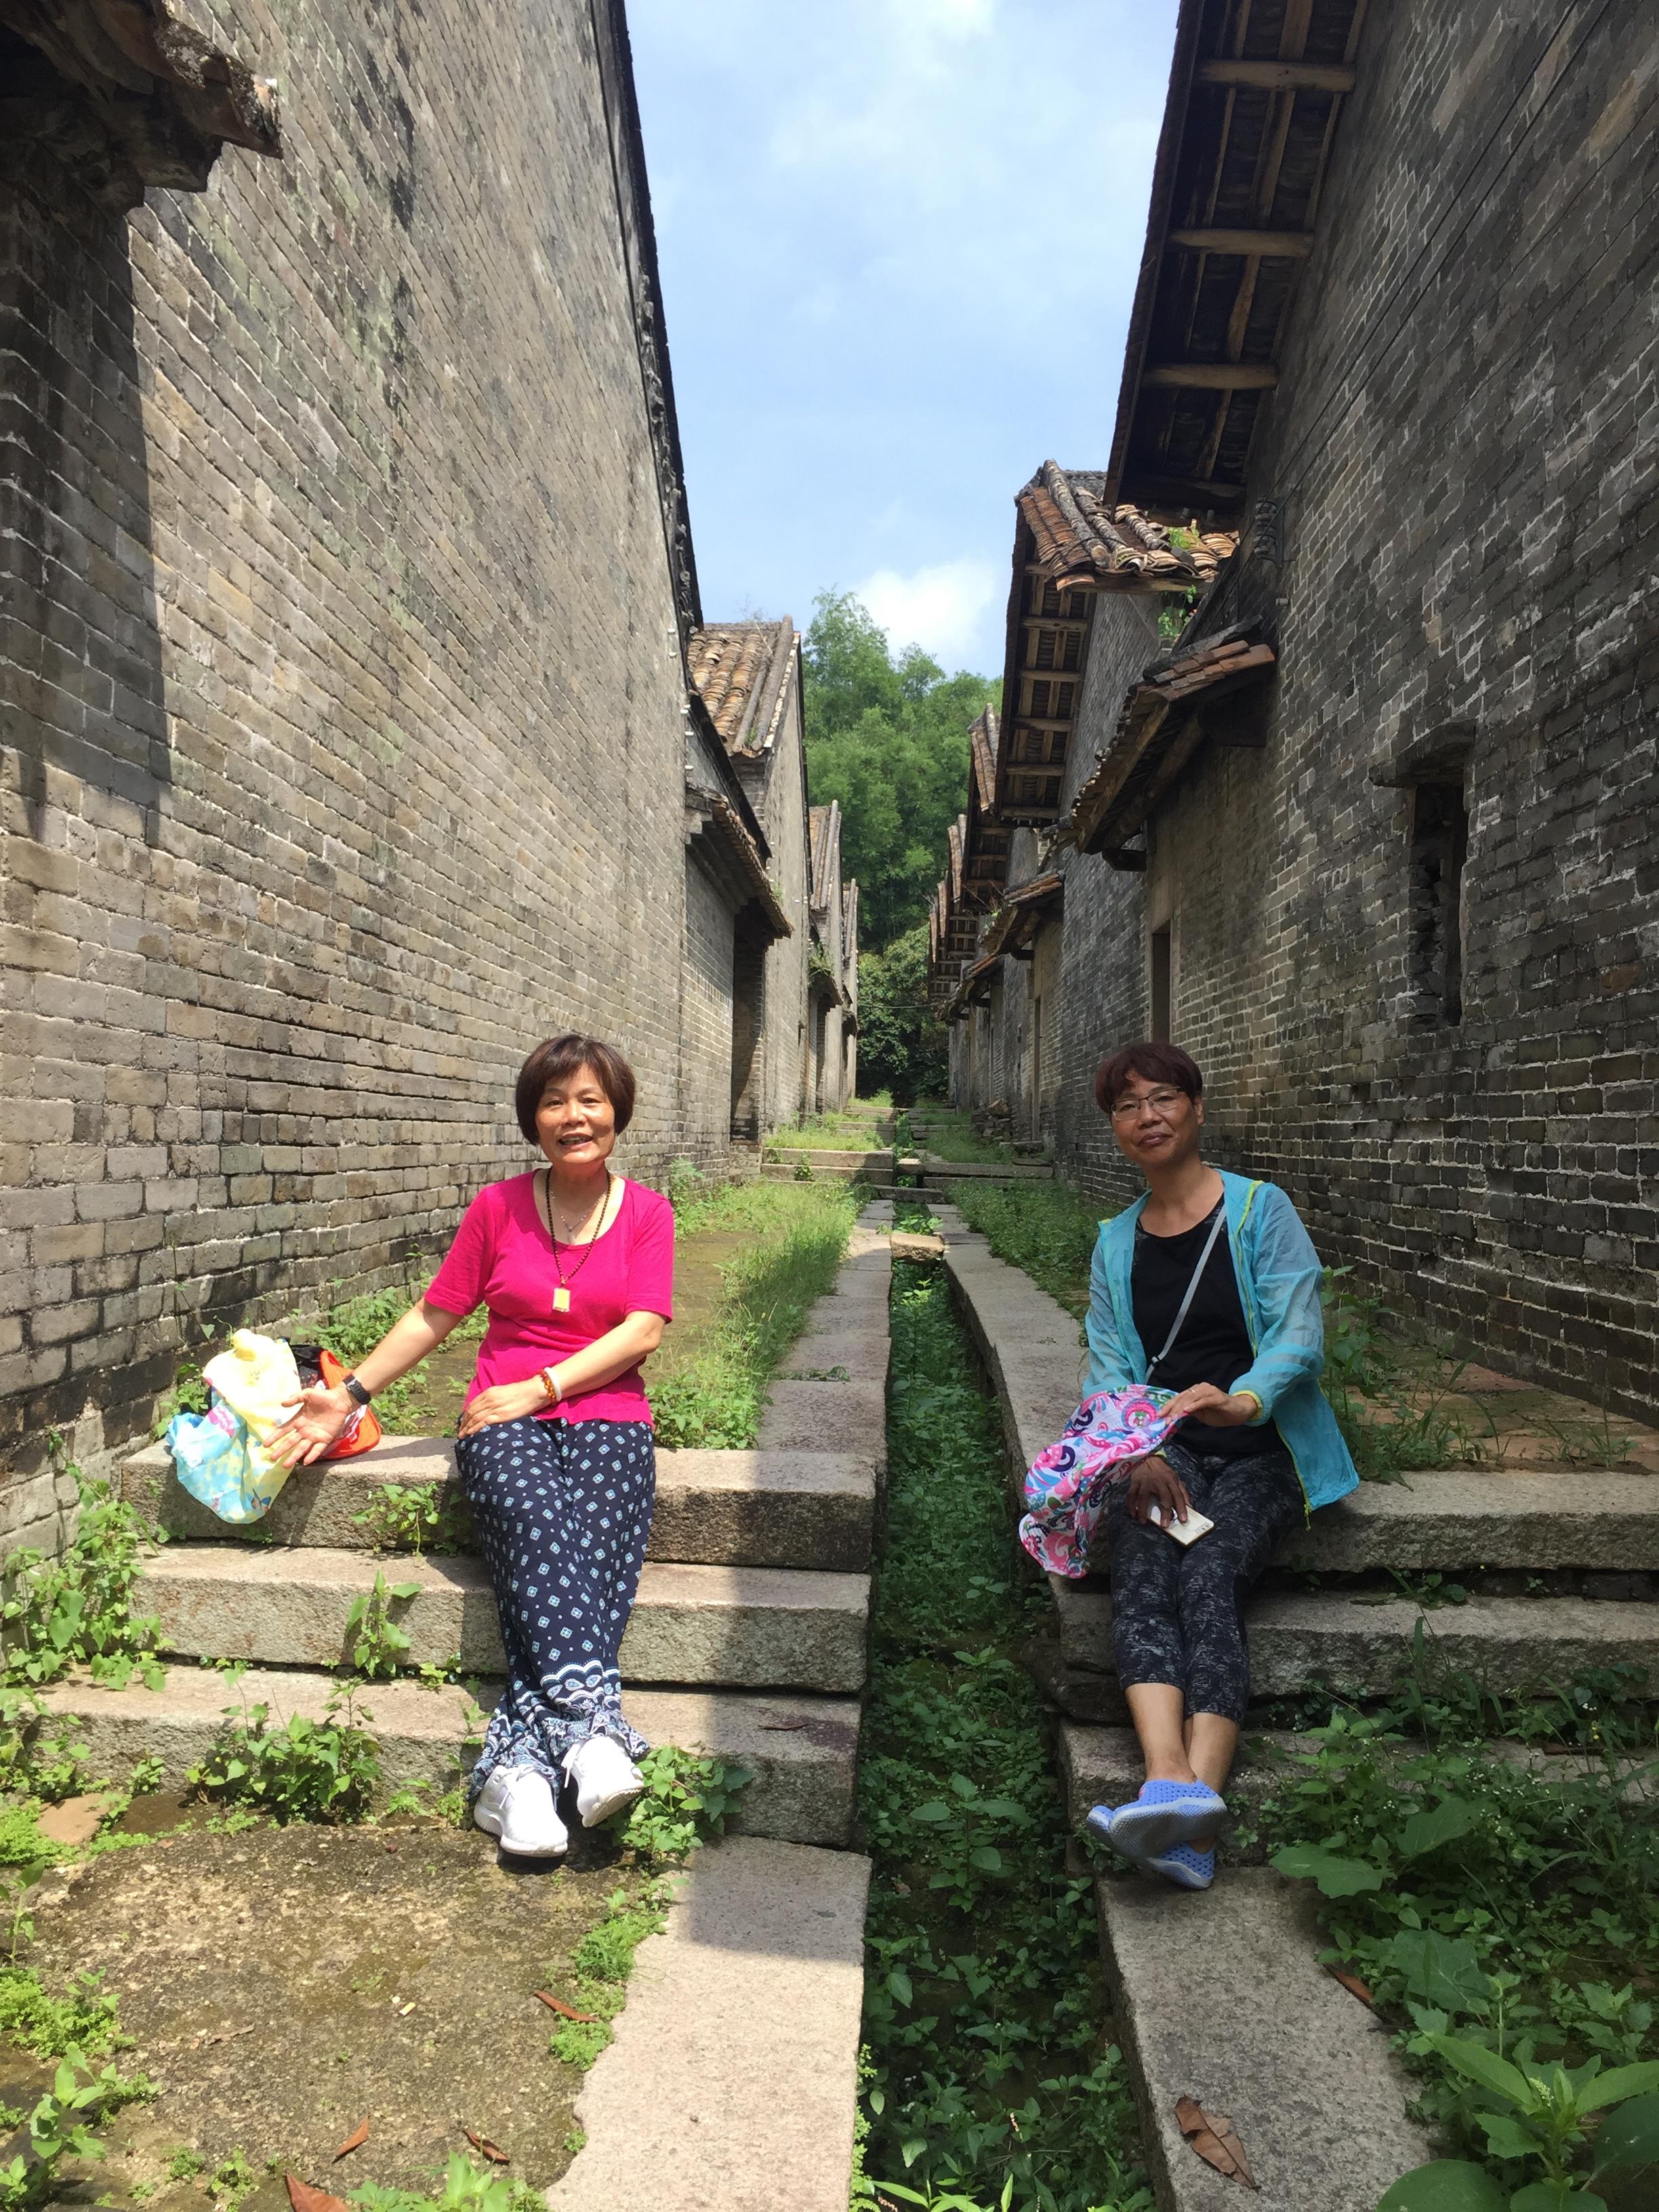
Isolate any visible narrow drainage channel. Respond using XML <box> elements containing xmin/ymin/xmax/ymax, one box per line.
<box><xmin>853</xmin><ymin>1220</ymin><xmax>1152</xmax><ymax>2212</ymax></box>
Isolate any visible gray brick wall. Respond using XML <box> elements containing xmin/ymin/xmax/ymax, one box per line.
<box><xmin>960</xmin><ymin>4</ymin><xmax>1659</xmax><ymax>1419</ymax></box>
<box><xmin>0</xmin><ymin>0</ymin><xmax>772</xmax><ymax>1504</ymax></box>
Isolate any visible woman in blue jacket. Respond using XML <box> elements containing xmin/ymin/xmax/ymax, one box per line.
<box><xmin>1082</xmin><ymin>1042</ymin><xmax>1357</xmax><ymax>1891</ymax></box>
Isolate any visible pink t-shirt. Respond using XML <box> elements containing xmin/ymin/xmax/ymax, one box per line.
<box><xmin>425</xmin><ymin>1173</ymin><xmax>674</xmax><ymax>1425</ymax></box>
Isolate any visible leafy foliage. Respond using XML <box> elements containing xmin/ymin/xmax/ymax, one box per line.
<box><xmin>348</xmin><ymin>2152</ymin><xmax>547</xmax><ymax>2212</ymax></box>
<box><xmin>343</xmin><ymin>1572</ymin><xmax>424</xmax><ymax>1679</ymax></box>
<box><xmin>651</xmin><ymin>1180</ymin><xmax>858</xmax><ymax>1448</ymax></box>
<box><xmin>855</xmin><ymin>1258</ymin><xmax>1150</xmax><ymax>2211</ymax></box>
<box><xmin>1258</xmin><ymin>1700</ymin><xmax>1659</xmax><ymax>2205</ymax></box>
<box><xmin>186</xmin><ymin>1679</ymin><xmax>382</xmax><ymax>1822</ymax></box>
<box><xmin>857</xmin><ymin>925</ymin><xmax>948</xmax><ymax>1103</ymax></box>
<box><xmin>612</xmin><ymin>1745</ymin><xmax>752</xmax><ymax>1863</ymax></box>
<box><xmin>354</xmin><ymin>1483</ymin><xmax>471</xmax><ymax>1557</ymax></box>
<box><xmin>1</xmin><ymin>1441</ymin><xmax>162</xmax><ymax>1693</ymax></box>
<box><xmin>802</xmin><ymin>592</ymin><xmax>996</xmax><ymax>947</ymax></box>
<box><xmin>0</xmin><ymin>2047</ymin><xmax>152</xmax><ymax>2212</ymax></box>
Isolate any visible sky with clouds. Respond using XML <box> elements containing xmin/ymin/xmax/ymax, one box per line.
<box><xmin>628</xmin><ymin>0</ymin><xmax>1178</xmax><ymax>680</ymax></box>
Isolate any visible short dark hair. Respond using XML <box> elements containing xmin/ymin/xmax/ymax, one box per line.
<box><xmin>1094</xmin><ymin>1042</ymin><xmax>1204</xmax><ymax>1115</ymax></box>
<box><xmin>515</xmin><ymin>1035</ymin><xmax>637</xmax><ymax>1144</ymax></box>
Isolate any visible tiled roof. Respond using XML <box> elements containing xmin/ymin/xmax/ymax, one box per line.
<box><xmin>687</xmin><ymin>619</ymin><xmax>798</xmax><ymax>753</ymax></box>
<box><xmin>808</xmin><ymin>800</ymin><xmax>840</xmax><ymax>914</ymax></box>
<box><xmin>970</xmin><ymin>709</ymin><xmax>1000</xmax><ymax>813</ymax></box>
<box><xmin>1018</xmin><ymin>463</ymin><xmax>1235</xmax><ymax>592</ymax></box>
<box><xmin>1069</xmin><ymin>623</ymin><xmax>1276</xmax><ymax>859</ymax></box>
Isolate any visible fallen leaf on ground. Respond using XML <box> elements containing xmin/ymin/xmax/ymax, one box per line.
<box><xmin>1175</xmin><ymin>2096</ymin><xmax>1256</xmax><ymax>2189</ymax></box>
<box><xmin>333</xmin><ymin>2121</ymin><xmax>369</xmax><ymax>2160</ymax></box>
<box><xmin>286</xmin><ymin>2178</ymin><xmax>348</xmax><ymax>2212</ymax></box>
<box><xmin>462</xmin><ymin>2128</ymin><xmax>509</xmax><ymax>2163</ymax></box>
<box><xmin>36</xmin><ymin>1794</ymin><xmax>110</xmax><ymax>1847</ymax></box>
<box><xmin>191</xmin><ymin>2025</ymin><xmax>255</xmax><ymax>2049</ymax></box>
<box><xmin>383</xmin><ymin>1840</ymin><xmax>398</xmax><ymax>1855</ymax></box>
<box><xmin>536</xmin><ymin>1991</ymin><xmax>598</xmax><ymax>2022</ymax></box>
<box><xmin>1329</xmin><ymin>1966</ymin><xmax>1375</xmax><ymax>2007</ymax></box>
<box><xmin>758</xmin><ymin>1719</ymin><xmax>808</xmax><ymax>1732</ymax></box>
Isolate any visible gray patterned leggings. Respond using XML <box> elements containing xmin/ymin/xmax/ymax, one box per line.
<box><xmin>1104</xmin><ymin>1439</ymin><xmax>1305</xmax><ymax>1723</ymax></box>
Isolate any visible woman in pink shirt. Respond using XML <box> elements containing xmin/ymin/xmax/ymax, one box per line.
<box><xmin>271</xmin><ymin>1034</ymin><xmax>674</xmax><ymax>1858</ymax></box>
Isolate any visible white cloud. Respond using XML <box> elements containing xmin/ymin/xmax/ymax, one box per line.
<box><xmin>855</xmin><ymin>556</ymin><xmax>1003</xmax><ymax>670</ymax></box>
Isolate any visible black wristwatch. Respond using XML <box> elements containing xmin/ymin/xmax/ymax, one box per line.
<box><xmin>342</xmin><ymin>1374</ymin><xmax>373</xmax><ymax>1408</ymax></box>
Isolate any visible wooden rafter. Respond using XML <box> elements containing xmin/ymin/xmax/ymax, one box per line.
<box><xmin>1107</xmin><ymin>0</ymin><xmax>1366</xmax><ymax>521</ymax></box>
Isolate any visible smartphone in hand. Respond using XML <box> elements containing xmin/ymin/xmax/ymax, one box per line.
<box><xmin>1147</xmin><ymin>1502</ymin><xmax>1216</xmax><ymax>1546</ymax></box>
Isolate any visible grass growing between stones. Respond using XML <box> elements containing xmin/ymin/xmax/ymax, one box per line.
<box><xmin>649</xmin><ymin>1177</ymin><xmax>860</xmax><ymax>1448</ymax></box>
<box><xmin>853</xmin><ymin>1254</ymin><xmax>1151</xmax><ymax>2212</ymax></box>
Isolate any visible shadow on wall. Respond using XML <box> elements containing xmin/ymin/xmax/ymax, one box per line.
<box><xmin>1</xmin><ymin>101</ymin><xmax>171</xmax><ymax>1470</ymax></box>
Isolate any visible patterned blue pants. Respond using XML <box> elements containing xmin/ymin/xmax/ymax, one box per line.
<box><xmin>454</xmin><ymin>1414</ymin><xmax>655</xmax><ymax>1795</ymax></box>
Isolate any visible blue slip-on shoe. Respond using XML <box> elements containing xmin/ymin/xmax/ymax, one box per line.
<box><xmin>1106</xmin><ymin>1778</ymin><xmax>1228</xmax><ymax>1859</ymax></box>
<box><xmin>1147</xmin><ymin>1842</ymin><xmax>1215</xmax><ymax>1891</ymax></box>
<box><xmin>1082</xmin><ymin>1801</ymin><xmax>1121</xmax><ymax>1852</ymax></box>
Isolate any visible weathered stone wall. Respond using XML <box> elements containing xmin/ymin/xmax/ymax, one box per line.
<box><xmin>0</xmin><ymin>0</ymin><xmax>745</xmax><ymax>1515</ymax></box>
<box><xmin>973</xmin><ymin>6</ymin><xmax>1659</xmax><ymax>1418</ymax></box>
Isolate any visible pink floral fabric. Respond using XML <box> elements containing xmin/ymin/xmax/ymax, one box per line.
<box><xmin>1019</xmin><ymin>1386</ymin><xmax>1183</xmax><ymax>1578</ymax></box>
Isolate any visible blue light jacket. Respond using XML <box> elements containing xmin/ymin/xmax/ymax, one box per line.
<box><xmin>1083</xmin><ymin>1169</ymin><xmax>1359</xmax><ymax>1514</ymax></box>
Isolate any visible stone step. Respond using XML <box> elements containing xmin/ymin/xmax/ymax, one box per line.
<box><xmin>136</xmin><ymin>1547</ymin><xmax>869</xmax><ymax>1692</ymax></box>
<box><xmin>1049</xmin><ymin>1584</ymin><xmax>1659</xmax><ymax>1704</ymax></box>
<box><xmin>121</xmin><ymin>1439</ymin><xmax>876</xmax><ymax>1571</ymax></box>
<box><xmin>38</xmin><ymin>1666</ymin><xmax>860</xmax><ymax>1847</ymax></box>
<box><xmin>552</xmin><ymin>1835</ymin><xmax>869</xmax><ymax>2212</ymax></box>
<box><xmin>921</xmin><ymin>1157</ymin><xmax>1056</xmax><ymax>1180</ymax></box>
<box><xmin>1098</xmin><ymin>1868</ymin><xmax>1431</xmax><ymax>2211</ymax></box>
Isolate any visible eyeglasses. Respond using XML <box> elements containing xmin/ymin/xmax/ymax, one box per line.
<box><xmin>1109</xmin><ymin>1088</ymin><xmax>1187</xmax><ymax>1123</ymax></box>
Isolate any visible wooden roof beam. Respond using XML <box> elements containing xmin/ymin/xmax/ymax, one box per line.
<box><xmin>1169</xmin><ymin>226</ymin><xmax>1314</xmax><ymax>255</ymax></box>
<box><xmin>1144</xmin><ymin>363</ymin><xmax>1278</xmax><ymax>389</ymax></box>
<box><xmin>1197</xmin><ymin>59</ymin><xmax>1355</xmax><ymax>91</ymax></box>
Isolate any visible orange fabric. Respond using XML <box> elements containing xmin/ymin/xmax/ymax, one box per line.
<box><xmin>317</xmin><ymin>1347</ymin><xmax>384</xmax><ymax>1458</ymax></box>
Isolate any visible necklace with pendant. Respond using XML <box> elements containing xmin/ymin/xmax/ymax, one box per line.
<box><xmin>540</xmin><ymin>1170</ymin><xmax>614</xmax><ymax>1313</ymax></box>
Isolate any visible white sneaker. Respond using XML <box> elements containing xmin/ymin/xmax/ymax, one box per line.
<box><xmin>472</xmin><ymin>1764</ymin><xmax>568</xmax><ymax>1856</ymax></box>
<box><xmin>563</xmin><ymin>1734</ymin><xmax>645</xmax><ymax>1827</ymax></box>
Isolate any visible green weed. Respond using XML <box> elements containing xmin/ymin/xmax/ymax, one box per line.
<box><xmin>353</xmin><ymin>1483</ymin><xmax>470</xmax><ymax>1557</ymax></box>
<box><xmin>936</xmin><ymin>1179</ymin><xmax>1099</xmax><ymax>1322</ymax></box>
<box><xmin>186</xmin><ymin>1679</ymin><xmax>382</xmax><ymax>1823</ymax></box>
<box><xmin>855</xmin><ymin>1261</ymin><xmax>1151</xmax><ymax>2211</ymax></box>
<box><xmin>0</xmin><ymin>2047</ymin><xmax>153</xmax><ymax>2212</ymax></box>
<box><xmin>0</xmin><ymin>1439</ymin><xmax>163</xmax><ymax>1693</ymax></box>
<box><xmin>343</xmin><ymin>1572</ymin><xmax>423</xmax><ymax>1678</ymax></box>
<box><xmin>349</xmin><ymin>2152</ymin><xmax>545</xmax><ymax>2212</ymax></box>
<box><xmin>612</xmin><ymin>1744</ymin><xmax>752</xmax><ymax>1864</ymax></box>
<box><xmin>545</xmin><ymin>1884</ymin><xmax>669</xmax><ymax>2070</ymax></box>
<box><xmin>1260</xmin><ymin>1694</ymin><xmax>1659</xmax><ymax>2202</ymax></box>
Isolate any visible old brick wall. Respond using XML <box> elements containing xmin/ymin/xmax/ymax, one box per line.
<box><xmin>0</xmin><ymin>0</ymin><xmax>726</xmax><ymax>1515</ymax></box>
<box><xmin>1037</xmin><ymin>5</ymin><xmax>1659</xmax><ymax>1414</ymax></box>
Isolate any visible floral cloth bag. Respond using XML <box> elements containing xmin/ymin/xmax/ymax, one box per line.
<box><xmin>1019</xmin><ymin>1385</ymin><xmax>1183</xmax><ymax>1578</ymax></box>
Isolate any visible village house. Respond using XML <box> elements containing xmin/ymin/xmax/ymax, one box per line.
<box><xmin>930</xmin><ymin>0</ymin><xmax>1657</xmax><ymax>1420</ymax></box>
<box><xmin>0</xmin><ymin>0</ymin><xmax>851</xmax><ymax>1525</ymax></box>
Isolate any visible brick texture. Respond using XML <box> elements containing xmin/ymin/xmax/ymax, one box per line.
<box><xmin>0</xmin><ymin>0</ymin><xmax>832</xmax><ymax>1496</ymax></box>
<box><xmin>953</xmin><ymin>5</ymin><xmax>1659</xmax><ymax>1418</ymax></box>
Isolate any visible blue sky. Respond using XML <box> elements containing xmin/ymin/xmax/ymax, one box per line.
<box><xmin>628</xmin><ymin>0</ymin><xmax>1177</xmax><ymax>680</ymax></box>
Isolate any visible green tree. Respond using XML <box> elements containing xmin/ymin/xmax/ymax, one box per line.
<box><xmin>857</xmin><ymin>923</ymin><xmax>947</xmax><ymax>1104</ymax></box>
<box><xmin>802</xmin><ymin>591</ymin><xmax>997</xmax><ymax>947</ymax></box>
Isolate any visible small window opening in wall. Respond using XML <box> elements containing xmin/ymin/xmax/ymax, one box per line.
<box><xmin>1149</xmin><ymin>925</ymin><xmax>1172</xmax><ymax>1042</ymax></box>
<box><xmin>1410</xmin><ymin>781</ymin><xmax>1469</xmax><ymax>1025</ymax></box>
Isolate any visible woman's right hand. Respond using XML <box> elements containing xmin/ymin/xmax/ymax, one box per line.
<box><xmin>268</xmin><ymin>1382</ymin><xmax>354</xmax><ymax>1469</ymax></box>
<box><xmin>1125</xmin><ymin>1454</ymin><xmax>1191</xmax><ymax>1527</ymax></box>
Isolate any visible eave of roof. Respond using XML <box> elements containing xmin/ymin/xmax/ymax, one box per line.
<box><xmin>982</xmin><ymin>872</ymin><xmax>1064</xmax><ymax>960</ymax></box>
<box><xmin>685</xmin><ymin>783</ymin><xmax>792</xmax><ymax>939</ymax></box>
<box><xmin>1068</xmin><ymin>623</ymin><xmax>1276</xmax><ymax>859</ymax></box>
<box><xmin>1105</xmin><ymin>0</ymin><xmax>1369</xmax><ymax>523</ymax></box>
<box><xmin>945</xmin><ymin>950</ymin><xmax>1004</xmax><ymax>1022</ymax></box>
<box><xmin>1</xmin><ymin>0</ymin><xmax>281</xmax><ymax>197</ymax></box>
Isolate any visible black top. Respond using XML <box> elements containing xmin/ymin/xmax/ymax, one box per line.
<box><xmin>1132</xmin><ymin>1198</ymin><xmax>1283</xmax><ymax>1458</ymax></box>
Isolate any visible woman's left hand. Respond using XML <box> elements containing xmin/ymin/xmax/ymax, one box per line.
<box><xmin>1163</xmin><ymin>1381</ymin><xmax>1260</xmax><ymax>1428</ymax></box>
<box><xmin>459</xmin><ymin>1380</ymin><xmax>550</xmax><ymax>1437</ymax></box>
